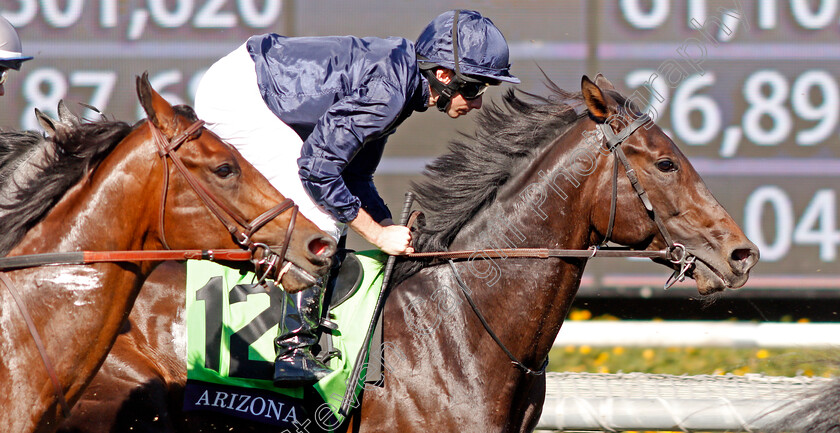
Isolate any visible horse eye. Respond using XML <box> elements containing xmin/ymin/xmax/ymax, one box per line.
<box><xmin>656</xmin><ymin>159</ymin><xmax>676</xmax><ymax>172</ymax></box>
<box><xmin>213</xmin><ymin>163</ymin><xmax>235</xmax><ymax>178</ymax></box>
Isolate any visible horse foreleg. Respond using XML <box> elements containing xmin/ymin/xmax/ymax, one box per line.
<box><xmin>512</xmin><ymin>374</ymin><xmax>546</xmax><ymax>433</ymax></box>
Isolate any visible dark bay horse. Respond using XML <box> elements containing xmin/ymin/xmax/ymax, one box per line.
<box><xmin>0</xmin><ymin>74</ymin><xmax>335</xmax><ymax>433</ymax></box>
<box><xmin>59</xmin><ymin>75</ymin><xmax>758</xmax><ymax>433</ymax></box>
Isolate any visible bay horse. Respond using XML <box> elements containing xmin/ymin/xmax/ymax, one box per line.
<box><xmin>0</xmin><ymin>74</ymin><xmax>335</xmax><ymax>433</ymax></box>
<box><xmin>59</xmin><ymin>75</ymin><xmax>758</xmax><ymax>433</ymax></box>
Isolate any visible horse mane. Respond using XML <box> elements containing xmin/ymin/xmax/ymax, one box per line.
<box><xmin>173</xmin><ymin>104</ymin><xmax>200</xmax><ymax>122</ymax></box>
<box><xmin>392</xmin><ymin>80</ymin><xmax>595</xmax><ymax>285</ymax></box>
<box><xmin>0</xmin><ymin>118</ymin><xmax>133</xmax><ymax>255</ymax></box>
<box><xmin>0</xmin><ymin>130</ymin><xmax>46</xmax><ymax>185</ymax></box>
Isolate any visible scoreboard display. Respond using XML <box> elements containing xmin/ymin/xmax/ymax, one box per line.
<box><xmin>1</xmin><ymin>0</ymin><xmax>837</xmax><ymax>297</ymax></box>
<box><xmin>594</xmin><ymin>0</ymin><xmax>840</xmax><ymax>296</ymax></box>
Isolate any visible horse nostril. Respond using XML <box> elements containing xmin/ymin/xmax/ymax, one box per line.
<box><xmin>308</xmin><ymin>236</ymin><xmax>335</xmax><ymax>258</ymax></box>
<box><xmin>731</xmin><ymin>248</ymin><xmax>752</xmax><ymax>263</ymax></box>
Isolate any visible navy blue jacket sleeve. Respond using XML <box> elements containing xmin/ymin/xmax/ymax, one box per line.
<box><xmin>343</xmin><ymin>138</ymin><xmax>392</xmax><ymax>223</ymax></box>
<box><xmin>297</xmin><ymin>76</ymin><xmax>405</xmax><ymax>223</ymax></box>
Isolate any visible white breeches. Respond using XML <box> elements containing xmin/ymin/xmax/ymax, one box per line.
<box><xmin>194</xmin><ymin>43</ymin><xmax>345</xmax><ymax>241</ymax></box>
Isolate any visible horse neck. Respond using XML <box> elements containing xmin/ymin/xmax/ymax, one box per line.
<box><xmin>459</xmin><ymin>123</ymin><xmax>596</xmax><ymax>322</ymax></box>
<box><xmin>9</xmin><ymin>127</ymin><xmax>163</xmax><ymax>266</ymax></box>
<box><xmin>401</xmin><ymin>121</ymin><xmax>604</xmax><ymax>413</ymax></box>
<box><xmin>0</xmin><ymin>129</ymin><xmax>164</xmax><ymax>423</ymax></box>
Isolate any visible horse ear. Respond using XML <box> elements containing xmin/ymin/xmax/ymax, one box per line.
<box><xmin>35</xmin><ymin>108</ymin><xmax>59</xmax><ymax>136</ymax></box>
<box><xmin>56</xmin><ymin>100</ymin><xmax>84</xmax><ymax>124</ymax></box>
<box><xmin>136</xmin><ymin>71</ymin><xmax>178</xmax><ymax>136</ymax></box>
<box><xmin>581</xmin><ymin>75</ymin><xmax>614</xmax><ymax>122</ymax></box>
<box><xmin>594</xmin><ymin>73</ymin><xmax>616</xmax><ymax>91</ymax></box>
<box><xmin>57</xmin><ymin>100</ymin><xmax>72</xmax><ymax>123</ymax></box>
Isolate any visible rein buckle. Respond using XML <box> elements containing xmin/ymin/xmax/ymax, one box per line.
<box><xmin>664</xmin><ymin>243</ymin><xmax>696</xmax><ymax>290</ymax></box>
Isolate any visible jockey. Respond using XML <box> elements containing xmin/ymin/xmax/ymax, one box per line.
<box><xmin>0</xmin><ymin>16</ymin><xmax>33</xmax><ymax>96</ymax></box>
<box><xmin>194</xmin><ymin>9</ymin><xmax>519</xmax><ymax>387</ymax></box>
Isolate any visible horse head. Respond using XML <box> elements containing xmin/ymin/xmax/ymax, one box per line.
<box><xmin>134</xmin><ymin>72</ymin><xmax>335</xmax><ymax>291</ymax></box>
<box><xmin>579</xmin><ymin>74</ymin><xmax>758</xmax><ymax>294</ymax></box>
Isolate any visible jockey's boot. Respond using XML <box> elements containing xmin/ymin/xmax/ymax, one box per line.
<box><xmin>273</xmin><ymin>284</ymin><xmax>333</xmax><ymax>387</ymax></box>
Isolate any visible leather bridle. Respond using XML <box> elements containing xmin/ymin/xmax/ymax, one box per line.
<box><xmin>148</xmin><ymin>119</ymin><xmax>300</xmax><ymax>282</ymax></box>
<box><xmin>0</xmin><ymin>118</ymin><xmax>309</xmax><ymax>418</ymax></box>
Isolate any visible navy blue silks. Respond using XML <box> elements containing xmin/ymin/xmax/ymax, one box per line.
<box><xmin>244</xmin><ymin>10</ymin><xmax>516</xmax><ymax>224</ymax></box>
<box><xmin>247</xmin><ymin>34</ymin><xmax>428</xmax><ymax>223</ymax></box>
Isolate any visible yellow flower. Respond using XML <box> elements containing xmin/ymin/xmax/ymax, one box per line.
<box><xmin>612</xmin><ymin>346</ymin><xmax>625</xmax><ymax>356</ymax></box>
<box><xmin>733</xmin><ymin>367</ymin><xmax>750</xmax><ymax>375</ymax></box>
<box><xmin>594</xmin><ymin>352</ymin><xmax>609</xmax><ymax>365</ymax></box>
<box><xmin>597</xmin><ymin>365</ymin><xmax>610</xmax><ymax>373</ymax></box>
<box><xmin>569</xmin><ymin>309</ymin><xmax>592</xmax><ymax>321</ymax></box>
<box><xmin>564</xmin><ymin>345</ymin><xmax>575</xmax><ymax>353</ymax></box>
<box><xmin>579</xmin><ymin>345</ymin><xmax>592</xmax><ymax>355</ymax></box>
<box><xmin>797</xmin><ymin>318</ymin><xmax>810</xmax><ymax>323</ymax></box>
<box><xmin>642</xmin><ymin>349</ymin><xmax>655</xmax><ymax>361</ymax></box>
<box><xmin>755</xmin><ymin>349</ymin><xmax>770</xmax><ymax>359</ymax></box>
<box><xmin>802</xmin><ymin>369</ymin><xmax>814</xmax><ymax>377</ymax></box>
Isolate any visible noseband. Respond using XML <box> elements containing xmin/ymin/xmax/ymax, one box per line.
<box><xmin>148</xmin><ymin>120</ymin><xmax>299</xmax><ymax>283</ymax></box>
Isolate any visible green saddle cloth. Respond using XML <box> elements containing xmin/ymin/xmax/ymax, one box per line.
<box><xmin>184</xmin><ymin>250</ymin><xmax>386</xmax><ymax>426</ymax></box>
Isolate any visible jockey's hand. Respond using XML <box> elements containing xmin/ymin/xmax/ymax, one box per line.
<box><xmin>348</xmin><ymin>210</ymin><xmax>414</xmax><ymax>255</ymax></box>
<box><xmin>374</xmin><ymin>225</ymin><xmax>413</xmax><ymax>255</ymax></box>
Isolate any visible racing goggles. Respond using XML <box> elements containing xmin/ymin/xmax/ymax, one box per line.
<box><xmin>456</xmin><ymin>80</ymin><xmax>490</xmax><ymax>100</ymax></box>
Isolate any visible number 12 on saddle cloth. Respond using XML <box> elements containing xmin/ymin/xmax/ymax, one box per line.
<box><xmin>183</xmin><ymin>251</ymin><xmax>386</xmax><ymax>427</ymax></box>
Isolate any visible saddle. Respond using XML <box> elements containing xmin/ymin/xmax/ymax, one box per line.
<box><xmin>324</xmin><ymin>249</ymin><xmax>364</xmax><ymax>310</ymax></box>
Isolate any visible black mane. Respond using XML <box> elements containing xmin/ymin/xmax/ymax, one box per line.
<box><xmin>0</xmin><ymin>130</ymin><xmax>45</xmax><ymax>185</ymax></box>
<box><xmin>392</xmin><ymin>82</ymin><xmax>589</xmax><ymax>285</ymax></box>
<box><xmin>0</xmin><ymin>118</ymin><xmax>133</xmax><ymax>255</ymax></box>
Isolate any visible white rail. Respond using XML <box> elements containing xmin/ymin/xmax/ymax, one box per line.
<box><xmin>553</xmin><ymin>321</ymin><xmax>840</xmax><ymax>348</ymax></box>
<box><xmin>538</xmin><ymin>372</ymin><xmax>830</xmax><ymax>432</ymax></box>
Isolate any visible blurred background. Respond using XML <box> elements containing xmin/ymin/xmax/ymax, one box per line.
<box><xmin>3</xmin><ymin>0</ymin><xmax>840</xmax><ymax>320</ymax></box>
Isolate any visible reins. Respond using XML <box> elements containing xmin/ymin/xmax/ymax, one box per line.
<box><xmin>1</xmin><ymin>118</ymin><xmax>302</xmax><ymax>419</ymax></box>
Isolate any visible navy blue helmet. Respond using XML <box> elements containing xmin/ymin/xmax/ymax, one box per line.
<box><xmin>415</xmin><ymin>10</ymin><xmax>519</xmax><ymax>84</ymax></box>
